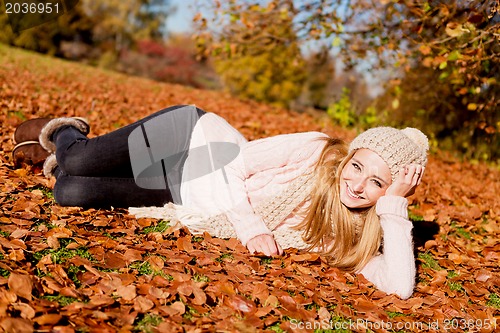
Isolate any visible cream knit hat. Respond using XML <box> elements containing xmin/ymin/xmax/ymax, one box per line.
<box><xmin>348</xmin><ymin>127</ymin><xmax>429</xmax><ymax>181</ymax></box>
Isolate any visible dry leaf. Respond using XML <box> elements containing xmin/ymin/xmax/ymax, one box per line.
<box><xmin>0</xmin><ymin>317</ymin><xmax>34</xmax><ymax>333</ymax></box>
<box><xmin>115</xmin><ymin>285</ymin><xmax>137</xmax><ymax>301</ymax></box>
<box><xmin>8</xmin><ymin>274</ymin><xmax>33</xmax><ymax>301</ymax></box>
<box><xmin>1</xmin><ymin>45</ymin><xmax>499</xmax><ymax>332</ymax></box>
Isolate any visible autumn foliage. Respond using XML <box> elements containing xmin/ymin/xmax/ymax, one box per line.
<box><xmin>1</xmin><ymin>45</ymin><xmax>500</xmax><ymax>332</ymax></box>
<box><xmin>195</xmin><ymin>0</ymin><xmax>499</xmax><ymax>161</ymax></box>
<box><xmin>118</xmin><ymin>39</ymin><xmax>216</xmax><ymax>89</ymax></box>
<box><xmin>196</xmin><ymin>1</ymin><xmax>307</xmax><ymax>107</ymax></box>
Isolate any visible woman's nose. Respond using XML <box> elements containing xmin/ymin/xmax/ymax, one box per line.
<box><xmin>352</xmin><ymin>178</ymin><xmax>365</xmax><ymax>193</ymax></box>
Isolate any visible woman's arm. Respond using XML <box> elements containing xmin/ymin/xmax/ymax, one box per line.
<box><xmin>359</xmin><ymin>195</ymin><xmax>415</xmax><ymax>299</ymax></box>
<box><xmin>358</xmin><ymin>164</ymin><xmax>424</xmax><ymax>298</ymax></box>
<box><xmin>222</xmin><ymin>131</ymin><xmax>328</xmax><ymax>249</ymax></box>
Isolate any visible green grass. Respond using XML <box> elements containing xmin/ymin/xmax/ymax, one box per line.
<box><xmin>67</xmin><ymin>265</ymin><xmax>86</xmax><ymax>287</ymax></box>
<box><xmin>129</xmin><ymin>261</ymin><xmax>173</xmax><ymax>280</ymax></box>
<box><xmin>446</xmin><ymin>271</ymin><xmax>463</xmax><ymax>292</ymax></box>
<box><xmin>183</xmin><ymin>304</ymin><xmax>198</xmax><ymax>321</ymax></box>
<box><xmin>129</xmin><ymin>261</ymin><xmax>155</xmax><ymax>276</ymax></box>
<box><xmin>215</xmin><ymin>253</ymin><xmax>234</xmax><ymax>262</ymax></box>
<box><xmin>417</xmin><ymin>252</ymin><xmax>443</xmax><ymax>270</ymax></box>
<box><xmin>268</xmin><ymin>323</ymin><xmax>285</xmax><ymax>333</ymax></box>
<box><xmin>192</xmin><ymin>274</ymin><xmax>210</xmax><ymax>283</ymax></box>
<box><xmin>454</xmin><ymin>227</ymin><xmax>472</xmax><ymax>239</ymax></box>
<box><xmin>31</xmin><ymin>218</ymin><xmax>57</xmax><ymax>231</ymax></box>
<box><xmin>142</xmin><ymin>220</ymin><xmax>170</xmax><ymax>234</ymax></box>
<box><xmin>102</xmin><ymin>231</ymin><xmax>117</xmax><ymax>240</ymax></box>
<box><xmin>387</xmin><ymin>311</ymin><xmax>406</xmax><ymax>318</ymax></box>
<box><xmin>0</xmin><ymin>267</ymin><xmax>10</xmax><ymax>277</ymax></box>
<box><xmin>260</xmin><ymin>257</ymin><xmax>273</xmax><ymax>265</ymax></box>
<box><xmin>8</xmin><ymin>110</ymin><xmax>27</xmax><ymax>121</ymax></box>
<box><xmin>30</xmin><ymin>243</ymin><xmax>94</xmax><ymax>287</ymax></box>
<box><xmin>408</xmin><ymin>211</ymin><xmax>425</xmax><ymax>222</ymax></box>
<box><xmin>192</xmin><ymin>235</ymin><xmax>204</xmax><ymax>242</ymax></box>
<box><xmin>134</xmin><ymin>314</ymin><xmax>163</xmax><ymax>333</ymax></box>
<box><xmin>42</xmin><ymin>295</ymin><xmax>81</xmax><ymax>306</ymax></box>
<box><xmin>450</xmin><ymin>221</ymin><xmax>472</xmax><ymax>239</ymax></box>
<box><xmin>29</xmin><ymin>185</ymin><xmax>54</xmax><ymax>200</ymax></box>
<box><xmin>448</xmin><ymin>281</ymin><xmax>464</xmax><ymax>292</ymax></box>
<box><xmin>486</xmin><ymin>293</ymin><xmax>500</xmax><ymax>309</ymax></box>
<box><xmin>33</xmin><ymin>244</ymin><xmax>95</xmax><ymax>265</ymax></box>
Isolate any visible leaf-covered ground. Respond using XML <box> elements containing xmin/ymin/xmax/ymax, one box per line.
<box><xmin>0</xmin><ymin>44</ymin><xmax>499</xmax><ymax>333</ymax></box>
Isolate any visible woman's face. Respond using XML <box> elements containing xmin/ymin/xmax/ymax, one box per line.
<box><xmin>340</xmin><ymin>149</ymin><xmax>392</xmax><ymax>209</ymax></box>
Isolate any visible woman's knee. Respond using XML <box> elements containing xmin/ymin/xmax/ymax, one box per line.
<box><xmin>55</xmin><ymin>145</ymin><xmax>88</xmax><ymax>176</ymax></box>
<box><xmin>53</xmin><ymin>175</ymin><xmax>94</xmax><ymax>207</ymax></box>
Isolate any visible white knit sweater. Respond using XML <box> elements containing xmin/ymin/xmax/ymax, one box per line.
<box><xmin>129</xmin><ymin>113</ymin><xmax>416</xmax><ymax>299</ymax></box>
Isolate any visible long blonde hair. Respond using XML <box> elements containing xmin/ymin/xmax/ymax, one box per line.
<box><xmin>298</xmin><ymin>137</ymin><xmax>382</xmax><ymax>272</ymax></box>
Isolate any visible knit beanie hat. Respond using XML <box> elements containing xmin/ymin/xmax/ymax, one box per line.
<box><xmin>348</xmin><ymin>127</ymin><xmax>429</xmax><ymax>181</ymax></box>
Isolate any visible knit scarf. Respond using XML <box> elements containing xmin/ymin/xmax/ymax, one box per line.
<box><xmin>129</xmin><ymin>173</ymin><xmax>315</xmax><ymax>249</ymax></box>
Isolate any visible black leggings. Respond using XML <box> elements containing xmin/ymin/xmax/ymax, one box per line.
<box><xmin>53</xmin><ymin>105</ymin><xmax>205</xmax><ymax>208</ymax></box>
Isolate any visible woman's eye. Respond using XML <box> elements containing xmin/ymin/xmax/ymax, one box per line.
<box><xmin>352</xmin><ymin>163</ymin><xmax>361</xmax><ymax>171</ymax></box>
<box><xmin>372</xmin><ymin>179</ymin><xmax>382</xmax><ymax>188</ymax></box>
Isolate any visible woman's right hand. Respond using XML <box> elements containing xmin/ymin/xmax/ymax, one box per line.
<box><xmin>385</xmin><ymin>164</ymin><xmax>425</xmax><ymax>198</ymax></box>
<box><xmin>246</xmin><ymin>234</ymin><xmax>283</xmax><ymax>256</ymax></box>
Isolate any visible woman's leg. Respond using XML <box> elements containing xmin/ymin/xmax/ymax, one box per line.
<box><xmin>55</xmin><ymin>104</ymin><xmax>204</xmax><ymax>177</ymax></box>
<box><xmin>52</xmin><ymin>104</ymin><xmax>205</xmax><ymax>207</ymax></box>
<box><xmin>53</xmin><ymin>171</ymin><xmax>172</xmax><ymax>208</ymax></box>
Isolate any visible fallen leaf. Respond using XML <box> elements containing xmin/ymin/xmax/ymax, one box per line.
<box><xmin>133</xmin><ymin>296</ymin><xmax>154</xmax><ymax>312</ymax></box>
<box><xmin>0</xmin><ymin>317</ymin><xmax>33</xmax><ymax>333</ymax></box>
<box><xmin>33</xmin><ymin>314</ymin><xmax>63</xmax><ymax>325</ymax></box>
<box><xmin>115</xmin><ymin>285</ymin><xmax>137</xmax><ymax>301</ymax></box>
<box><xmin>8</xmin><ymin>274</ymin><xmax>33</xmax><ymax>301</ymax></box>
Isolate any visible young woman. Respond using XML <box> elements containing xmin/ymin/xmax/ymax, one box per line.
<box><xmin>13</xmin><ymin>105</ymin><xmax>428</xmax><ymax>299</ymax></box>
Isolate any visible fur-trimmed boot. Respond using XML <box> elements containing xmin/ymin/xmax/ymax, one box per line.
<box><xmin>43</xmin><ymin>154</ymin><xmax>58</xmax><ymax>178</ymax></box>
<box><xmin>37</xmin><ymin>117</ymin><xmax>90</xmax><ymax>178</ymax></box>
<box><xmin>12</xmin><ymin>118</ymin><xmax>52</xmax><ymax>166</ymax></box>
<box><xmin>39</xmin><ymin>117</ymin><xmax>90</xmax><ymax>154</ymax></box>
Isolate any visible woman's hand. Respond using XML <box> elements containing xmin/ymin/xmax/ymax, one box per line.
<box><xmin>246</xmin><ymin>234</ymin><xmax>283</xmax><ymax>256</ymax></box>
<box><xmin>385</xmin><ymin>164</ymin><xmax>425</xmax><ymax>198</ymax></box>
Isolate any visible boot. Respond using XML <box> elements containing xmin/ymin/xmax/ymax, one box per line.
<box><xmin>43</xmin><ymin>154</ymin><xmax>58</xmax><ymax>178</ymax></box>
<box><xmin>38</xmin><ymin>117</ymin><xmax>90</xmax><ymax>178</ymax></box>
<box><xmin>12</xmin><ymin>117</ymin><xmax>89</xmax><ymax>169</ymax></box>
<box><xmin>12</xmin><ymin>118</ymin><xmax>52</xmax><ymax>167</ymax></box>
<box><xmin>14</xmin><ymin>118</ymin><xmax>52</xmax><ymax>143</ymax></box>
<box><xmin>39</xmin><ymin>117</ymin><xmax>90</xmax><ymax>154</ymax></box>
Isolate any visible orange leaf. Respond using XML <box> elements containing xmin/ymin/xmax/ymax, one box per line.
<box><xmin>8</xmin><ymin>274</ymin><xmax>33</xmax><ymax>301</ymax></box>
<box><xmin>133</xmin><ymin>296</ymin><xmax>155</xmax><ymax>313</ymax></box>
<box><xmin>103</xmin><ymin>251</ymin><xmax>126</xmax><ymax>269</ymax></box>
<box><xmin>12</xmin><ymin>303</ymin><xmax>35</xmax><ymax>320</ymax></box>
<box><xmin>115</xmin><ymin>285</ymin><xmax>137</xmax><ymax>301</ymax></box>
<box><xmin>227</xmin><ymin>295</ymin><xmax>256</xmax><ymax>314</ymax></box>
<box><xmin>33</xmin><ymin>314</ymin><xmax>63</xmax><ymax>325</ymax></box>
<box><xmin>0</xmin><ymin>317</ymin><xmax>33</xmax><ymax>333</ymax></box>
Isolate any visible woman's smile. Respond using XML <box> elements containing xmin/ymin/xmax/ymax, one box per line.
<box><xmin>346</xmin><ymin>184</ymin><xmax>363</xmax><ymax>199</ymax></box>
<box><xmin>340</xmin><ymin>149</ymin><xmax>392</xmax><ymax>209</ymax></box>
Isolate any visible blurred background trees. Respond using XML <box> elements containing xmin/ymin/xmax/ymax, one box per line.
<box><xmin>1</xmin><ymin>0</ymin><xmax>169</xmax><ymax>57</ymax></box>
<box><xmin>195</xmin><ymin>0</ymin><xmax>499</xmax><ymax>161</ymax></box>
<box><xmin>195</xmin><ymin>1</ymin><xmax>307</xmax><ymax>107</ymax></box>
<box><xmin>0</xmin><ymin>0</ymin><xmax>498</xmax><ymax>161</ymax></box>
<box><xmin>0</xmin><ymin>0</ymin><xmax>217</xmax><ymax>88</ymax></box>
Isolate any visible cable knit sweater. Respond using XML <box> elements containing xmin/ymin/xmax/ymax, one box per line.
<box><xmin>129</xmin><ymin>112</ymin><xmax>416</xmax><ymax>299</ymax></box>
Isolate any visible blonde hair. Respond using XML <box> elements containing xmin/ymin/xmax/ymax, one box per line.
<box><xmin>298</xmin><ymin>137</ymin><xmax>382</xmax><ymax>272</ymax></box>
